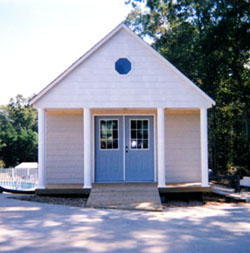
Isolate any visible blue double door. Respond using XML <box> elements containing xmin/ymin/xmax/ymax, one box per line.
<box><xmin>95</xmin><ymin>116</ymin><xmax>154</xmax><ymax>182</ymax></box>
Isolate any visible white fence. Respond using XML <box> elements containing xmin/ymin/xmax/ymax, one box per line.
<box><xmin>0</xmin><ymin>168</ymin><xmax>38</xmax><ymax>190</ymax></box>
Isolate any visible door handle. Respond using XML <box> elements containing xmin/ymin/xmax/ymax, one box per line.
<box><xmin>125</xmin><ymin>146</ymin><xmax>128</xmax><ymax>153</ymax></box>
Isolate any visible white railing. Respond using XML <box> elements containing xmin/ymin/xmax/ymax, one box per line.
<box><xmin>0</xmin><ymin>168</ymin><xmax>38</xmax><ymax>190</ymax></box>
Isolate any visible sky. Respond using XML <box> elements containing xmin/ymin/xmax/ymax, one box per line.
<box><xmin>0</xmin><ymin>0</ymin><xmax>132</xmax><ymax>105</ymax></box>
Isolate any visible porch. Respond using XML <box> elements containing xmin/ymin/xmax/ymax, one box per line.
<box><xmin>37</xmin><ymin>108</ymin><xmax>209</xmax><ymax>190</ymax></box>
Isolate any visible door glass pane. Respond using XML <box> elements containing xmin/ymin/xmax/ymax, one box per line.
<box><xmin>137</xmin><ymin>129</ymin><xmax>143</xmax><ymax>139</ymax></box>
<box><xmin>137</xmin><ymin>120</ymin><xmax>142</xmax><ymax>129</ymax></box>
<box><xmin>131</xmin><ymin>130</ymin><xmax>136</xmax><ymax>139</ymax></box>
<box><xmin>113</xmin><ymin>139</ymin><xmax>118</xmax><ymax>149</ymax></box>
<box><xmin>107</xmin><ymin>121</ymin><xmax>112</xmax><ymax>130</ymax></box>
<box><xmin>112</xmin><ymin>120</ymin><xmax>118</xmax><ymax>129</ymax></box>
<box><xmin>130</xmin><ymin>120</ymin><xmax>149</xmax><ymax>150</ymax></box>
<box><xmin>137</xmin><ymin>140</ymin><xmax>142</xmax><ymax>149</ymax></box>
<box><xmin>101</xmin><ymin>141</ymin><xmax>106</xmax><ymax>149</ymax></box>
<box><xmin>101</xmin><ymin>130</ymin><xmax>106</xmax><ymax>139</ymax></box>
<box><xmin>100</xmin><ymin>120</ymin><xmax>119</xmax><ymax>150</ymax></box>
<box><xmin>101</xmin><ymin>120</ymin><xmax>106</xmax><ymax>129</ymax></box>
<box><xmin>131</xmin><ymin>139</ymin><xmax>137</xmax><ymax>149</ymax></box>
<box><xmin>113</xmin><ymin>130</ymin><xmax>118</xmax><ymax>139</ymax></box>
<box><xmin>143</xmin><ymin>120</ymin><xmax>148</xmax><ymax>130</ymax></box>
<box><xmin>143</xmin><ymin>140</ymin><xmax>148</xmax><ymax>149</ymax></box>
<box><xmin>107</xmin><ymin>130</ymin><xmax>112</xmax><ymax>138</ymax></box>
<box><xmin>107</xmin><ymin>139</ymin><xmax>112</xmax><ymax>149</ymax></box>
<box><xmin>131</xmin><ymin>120</ymin><xmax>136</xmax><ymax>129</ymax></box>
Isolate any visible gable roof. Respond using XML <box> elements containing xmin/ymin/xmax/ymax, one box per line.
<box><xmin>30</xmin><ymin>22</ymin><xmax>215</xmax><ymax>106</ymax></box>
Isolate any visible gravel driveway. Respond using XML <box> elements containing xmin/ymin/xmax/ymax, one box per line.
<box><xmin>0</xmin><ymin>193</ymin><xmax>250</xmax><ymax>253</ymax></box>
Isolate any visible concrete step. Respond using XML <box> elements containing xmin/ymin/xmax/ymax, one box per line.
<box><xmin>86</xmin><ymin>183</ymin><xmax>162</xmax><ymax>211</ymax></box>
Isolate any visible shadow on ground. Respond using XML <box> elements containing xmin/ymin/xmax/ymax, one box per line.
<box><xmin>0</xmin><ymin>193</ymin><xmax>249</xmax><ymax>253</ymax></box>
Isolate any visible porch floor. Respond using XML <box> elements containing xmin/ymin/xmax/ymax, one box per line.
<box><xmin>159</xmin><ymin>183</ymin><xmax>211</xmax><ymax>193</ymax></box>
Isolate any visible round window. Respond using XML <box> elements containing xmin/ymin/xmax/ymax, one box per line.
<box><xmin>115</xmin><ymin>58</ymin><xmax>131</xmax><ymax>75</ymax></box>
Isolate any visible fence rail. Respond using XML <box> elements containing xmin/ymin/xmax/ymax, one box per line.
<box><xmin>0</xmin><ymin>168</ymin><xmax>38</xmax><ymax>190</ymax></box>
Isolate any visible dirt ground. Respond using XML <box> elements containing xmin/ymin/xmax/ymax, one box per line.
<box><xmin>10</xmin><ymin>191</ymin><xmax>247</xmax><ymax>210</ymax></box>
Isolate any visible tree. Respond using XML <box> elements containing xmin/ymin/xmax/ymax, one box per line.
<box><xmin>0</xmin><ymin>95</ymin><xmax>38</xmax><ymax>167</ymax></box>
<box><xmin>125</xmin><ymin>0</ymin><xmax>250</xmax><ymax>174</ymax></box>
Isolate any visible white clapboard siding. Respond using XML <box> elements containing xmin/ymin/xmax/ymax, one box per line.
<box><xmin>34</xmin><ymin>28</ymin><xmax>211</xmax><ymax>109</ymax></box>
<box><xmin>45</xmin><ymin>113</ymin><xmax>83</xmax><ymax>184</ymax></box>
<box><xmin>165</xmin><ymin>113</ymin><xmax>201</xmax><ymax>183</ymax></box>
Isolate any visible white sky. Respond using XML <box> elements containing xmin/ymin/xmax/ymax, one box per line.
<box><xmin>0</xmin><ymin>0</ymin><xmax>132</xmax><ymax>105</ymax></box>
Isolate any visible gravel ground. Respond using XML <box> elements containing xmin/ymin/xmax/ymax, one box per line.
<box><xmin>163</xmin><ymin>200</ymin><xmax>204</xmax><ymax>208</ymax></box>
<box><xmin>10</xmin><ymin>195</ymin><xmax>88</xmax><ymax>208</ymax></box>
<box><xmin>10</xmin><ymin>195</ymin><xmax>205</xmax><ymax>209</ymax></box>
<box><xmin>9</xmin><ymin>191</ymin><xmax>246</xmax><ymax>209</ymax></box>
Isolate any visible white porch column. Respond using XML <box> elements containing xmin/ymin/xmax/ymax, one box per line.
<box><xmin>83</xmin><ymin>108</ymin><xmax>92</xmax><ymax>189</ymax></box>
<box><xmin>37</xmin><ymin>108</ymin><xmax>45</xmax><ymax>189</ymax></box>
<box><xmin>157</xmin><ymin>108</ymin><xmax>166</xmax><ymax>188</ymax></box>
<box><xmin>200</xmin><ymin>108</ymin><xmax>209</xmax><ymax>187</ymax></box>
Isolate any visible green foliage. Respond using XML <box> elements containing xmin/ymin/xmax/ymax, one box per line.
<box><xmin>126</xmin><ymin>0</ymin><xmax>250</xmax><ymax>175</ymax></box>
<box><xmin>0</xmin><ymin>95</ymin><xmax>38</xmax><ymax>167</ymax></box>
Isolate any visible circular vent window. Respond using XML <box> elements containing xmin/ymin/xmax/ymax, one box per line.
<box><xmin>115</xmin><ymin>58</ymin><xmax>131</xmax><ymax>75</ymax></box>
